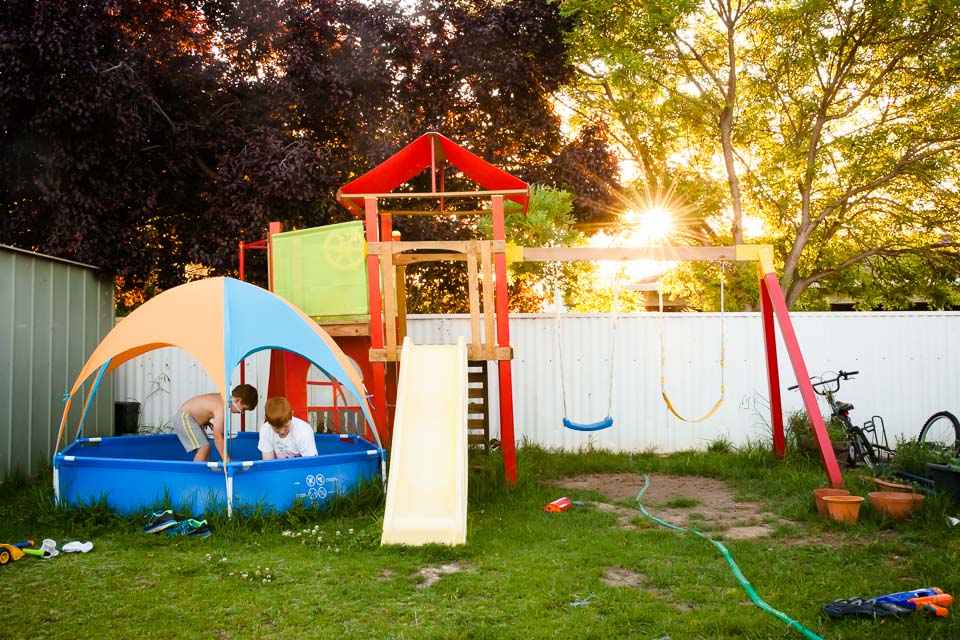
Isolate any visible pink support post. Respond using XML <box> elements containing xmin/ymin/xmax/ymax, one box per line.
<box><xmin>491</xmin><ymin>196</ymin><xmax>517</xmax><ymax>483</ymax></box>
<box><xmin>762</xmin><ymin>273</ymin><xmax>844</xmax><ymax>488</ymax></box>
<box><xmin>760</xmin><ymin>277</ymin><xmax>785</xmax><ymax>458</ymax></box>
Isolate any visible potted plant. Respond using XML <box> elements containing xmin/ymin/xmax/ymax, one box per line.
<box><xmin>896</xmin><ymin>439</ymin><xmax>960</xmax><ymax>504</ymax></box>
<box><xmin>787</xmin><ymin>410</ymin><xmax>850</xmax><ymax>464</ymax></box>
<box><xmin>890</xmin><ymin>437</ymin><xmax>947</xmax><ymax>478</ymax></box>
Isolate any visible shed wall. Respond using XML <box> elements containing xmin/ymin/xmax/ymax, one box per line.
<box><xmin>0</xmin><ymin>246</ymin><xmax>114</xmax><ymax>479</ymax></box>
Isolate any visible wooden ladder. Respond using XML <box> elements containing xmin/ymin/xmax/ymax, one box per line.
<box><xmin>467</xmin><ymin>361</ymin><xmax>490</xmax><ymax>450</ymax></box>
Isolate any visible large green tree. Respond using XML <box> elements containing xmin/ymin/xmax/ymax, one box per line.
<box><xmin>556</xmin><ymin>0</ymin><xmax>960</xmax><ymax>309</ymax></box>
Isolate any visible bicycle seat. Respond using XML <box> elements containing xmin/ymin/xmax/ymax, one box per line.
<box><xmin>836</xmin><ymin>401</ymin><xmax>854</xmax><ymax>412</ymax></box>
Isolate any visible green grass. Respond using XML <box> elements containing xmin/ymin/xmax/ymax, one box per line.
<box><xmin>2</xmin><ymin>446</ymin><xmax>960</xmax><ymax>639</ymax></box>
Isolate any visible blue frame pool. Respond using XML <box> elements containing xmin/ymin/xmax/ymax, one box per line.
<box><xmin>53</xmin><ymin>432</ymin><xmax>384</xmax><ymax>516</ymax></box>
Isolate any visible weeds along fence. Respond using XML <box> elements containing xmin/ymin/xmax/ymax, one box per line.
<box><xmin>113</xmin><ymin>312</ymin><xmax>960</xmax><ymax>454</ymax></box>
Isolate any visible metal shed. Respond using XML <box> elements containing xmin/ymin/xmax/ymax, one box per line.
<box><xmin>0</xmin><ymin>245</ymin><xmax>114</xmax><ymax>480</ymax></box>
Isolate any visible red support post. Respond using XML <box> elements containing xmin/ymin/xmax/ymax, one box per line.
<box><xmin>268</xmin><ymin>222</ymin><xmax>281</xmax><ymax>292</ymax></box>
<box><xmin>491</xmin><ymin>195</ymin><xmax>517</xmax><ymax>483</ymax></box>
<box><xmin>364</xmin><ymin>197</ymin><xmax>389</xmax><ymax>443</ymax></box>
<box><xmin>760</xmin><ymin>277</ymin><xmax>785</xmax><ymax>457</ymax></box>
<box><xmin>761</xmin><ymin>272</ymin><xmax>844</xmax><ymax>488</ymax></box>
<box><xmin>239</xmin><ymin>240</ymin><xmax>246</xmax><ymax>282</ymax></box>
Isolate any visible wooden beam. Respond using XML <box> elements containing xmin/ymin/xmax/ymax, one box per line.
<box><xmin>369</xmin><ymin>345</ymin><xmax>512</xmax><ymax>362</ymax></box>
<box><xmin>314</xmin><ymin>322</ymin><xmax>370</xmax><ymax>337</ymax></box>
<box><xmin>467</xmin><ymin>241</ymin><xmax>482</xmax><ymax>360</ymax></box>
<box><xmin>481</xmin><ymin>240</ymin><xmax>496</xmax><ymax>358</ymax></box>
<box><xmin>381</xmin><ymin>236</ymin><xmax>398</xmax><ymax>361</ymax></box>
<box><xmin>395</xmin><ymin>264</ymin><xmax>407</xmax><ymax>344</ymax></box>
<box><xmin>520</xmin><ymin>246</ymin><xmax>740</xmax><ymax>263</ymax></box>
<box><xmin>340</xmin><ymin>189</ymin><xmax>528</xmax><ymax>199</ymax></box>
<box><xmin>372</xmin><ymin>209</ymin><xmax>495</xmax><ymax>216</ymax></box>
<box><xmin>368</xmin><ymin>240</ymin><xmax>505</xmax><ymax>255</ymax></box>
<box><xmin>394</xmin><ymin>253</ymin><xmax>467</xmax><ymax>265</ymax></box>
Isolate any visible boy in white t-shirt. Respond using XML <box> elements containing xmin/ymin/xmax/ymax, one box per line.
<box><xmin>258</xmin><ymin>397</ymin><xmax>318</xmax><ymax>460</ymax></box>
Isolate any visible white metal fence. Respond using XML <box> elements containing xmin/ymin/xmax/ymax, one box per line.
<box><xmin>113</xmin><ymin>312</ymin><xmax>960</xmax><ymax>452</ymax></box>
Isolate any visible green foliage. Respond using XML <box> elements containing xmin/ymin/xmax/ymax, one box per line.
<box><xmin>557</xmin><ymin>0</ymin><xmax>960</xmax><ymax>310</ymax></box>
<box><xmin>785</xmin><ymin>409</ymin><xmax>847</xmax><ymax>447</ymax></box>
<box><xmin>706</xmin><ymin>435</ymin><xmax>733</xmax><ymax>454</ymax></box>
<box><xmin>892</xmin><ymin>436</ymin><xmax>953</xmax><ymax>477</ymax></box>
<box><xmin>477</xmin><ymin>185</ymin><xmax>598</xmax><ymax>312</ymax></box>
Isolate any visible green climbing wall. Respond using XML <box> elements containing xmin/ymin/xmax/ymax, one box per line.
<box><xmin>271</xmin><ymin>221</ymin><xmax>369</xmax><ymax>322</ymax></box>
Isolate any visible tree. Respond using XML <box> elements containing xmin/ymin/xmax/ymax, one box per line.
<box><xmin>555</xmin><ymin>0</ymin><xmax>960</xmax><ymax>309</ymax></box>
<box><xmin>1</xmin><ymin>0</ymin><xmax>618</xmax><ymax>310</ymax></box>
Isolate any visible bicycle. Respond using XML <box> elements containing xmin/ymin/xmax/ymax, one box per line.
<box><xmin>787</xmin><ymin>369</ymin><xmax>960</xmax><ymax>472</ymax></box>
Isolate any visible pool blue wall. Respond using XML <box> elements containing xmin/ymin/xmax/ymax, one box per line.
<box><xmin>55</xmin><ymin>432</ymin><xmax>382</xmax><ymax>516</ymax></box>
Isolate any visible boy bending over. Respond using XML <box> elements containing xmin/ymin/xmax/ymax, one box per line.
<box><xmin>175</xmin><ymin>384</ymin><xmax>258</xmax><ymax>463</ymax></box>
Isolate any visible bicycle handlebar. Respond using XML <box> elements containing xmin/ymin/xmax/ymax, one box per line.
<box><xmin>787</xmin><ymin>369</ymin><xmax>859</xmax><ymax>392</ymax></box>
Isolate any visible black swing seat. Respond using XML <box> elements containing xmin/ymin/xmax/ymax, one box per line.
<box><xmin>563</xmin><ymin>416</ymin><xmax>614</xmax><ymax>432</ymax></box>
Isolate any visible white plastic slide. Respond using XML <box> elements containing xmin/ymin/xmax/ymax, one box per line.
<box><xmin>381</xmin><ymin>336</ymin><xmax>468</xmax><ymax>545</ymax></box>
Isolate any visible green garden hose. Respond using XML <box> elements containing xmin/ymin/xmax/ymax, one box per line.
<box><xmin>636</xmin><ymin>474</ymin><xmax>825</xmax><ymax>640</ymax></box>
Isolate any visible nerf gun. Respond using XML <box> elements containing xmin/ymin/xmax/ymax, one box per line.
<box><xmin>822</xmin><ymin>587</ymin><xmax>953</xmax><ymax>619</ymax></box>
<box><xmin>872</xmin><ymin>587</ymin><xmax>953</xmax><ymax>617</ymax></box>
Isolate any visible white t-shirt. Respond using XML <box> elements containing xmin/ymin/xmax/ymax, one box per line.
<box><xmin>257</xmin><ymin>416</ymin><xmax>318</xmax><ymax>459</ymax></box>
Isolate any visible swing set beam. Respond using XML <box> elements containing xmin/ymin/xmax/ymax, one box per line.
<box><xmin>511</xmin><ymin>242</ymin><xmax>844</xmax><ymax>489</ymax></box>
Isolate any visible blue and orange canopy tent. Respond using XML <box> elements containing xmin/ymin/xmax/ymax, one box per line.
<box><xmin>55</xmin><ymin>277</ymin><xmax>379</xmax><ymax>456</ymax></box>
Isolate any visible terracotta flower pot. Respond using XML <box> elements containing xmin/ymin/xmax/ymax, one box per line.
<box><xmin>814</xmin><ymin>488</ymin><xmax>850</xmax><ymax>517</ymax></box>
<box><xmin>871</xmin><ymin>477</ymin><xmax>914</xmax><ymax>493</ymax></box>
<box><xmin>868</xmin><ymin>491</ymin><xmax>924</xmax><ymax>521</ymax></box>
<box><xmin>823</xmin><ymin>495</ymin><xmax>864</xmax><ymax>524</ymax></box>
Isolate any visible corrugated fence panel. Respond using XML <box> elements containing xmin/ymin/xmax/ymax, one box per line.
<box><xmin>106</xmin><ymin>311</ymin><xmax>960</xmax><ymax>454</ymax></box>
<box><xmin>113</xmin><ymin>348</ymin><xmax>272</xmax><ymax>436</ymax></box>
<box><xmin>0</xmin><ymin>246</ymin><xmax>114</xmax><ymax>479</ymax></box>
<box><xmin>407</xmin><ymin>312</ymin><xmax>960</xmax><ymax>453</ymax></box>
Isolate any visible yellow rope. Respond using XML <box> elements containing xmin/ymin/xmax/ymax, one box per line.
<box><xmin>658</xmin><ymin>264</ymin><xmax>726</xmax><ymax>423</ymax></box>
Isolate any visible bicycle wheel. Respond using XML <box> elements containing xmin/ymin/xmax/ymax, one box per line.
<box><xmin>917</xmin><ymin>411</ymin><xmax>960</xmax><ymax>456</ymax></box>
<box><xmin>848</xmin><ymin>426</ymin><xmax>878</xmax><ymax>469</ymax></box>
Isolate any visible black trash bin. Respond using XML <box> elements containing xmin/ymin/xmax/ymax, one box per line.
<box><xmin>114</xmin><ymin>401</ymin><xmax>140</xmax><ymax>436</ymax></box>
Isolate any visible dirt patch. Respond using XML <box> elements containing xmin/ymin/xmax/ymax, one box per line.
<box><xmin>551</xmin><ymin>472</ymin><xmax>777</xmax><ymax>539</ymax></box>
<box><xmin>601</xmin><ymin>565</ymin><xmax>646</xmax><ymax>588</ymax></box>
<box><xmin>417</xmin><ymin>562</ymin><xmax>465</xmax><ymax>588</ymax></box>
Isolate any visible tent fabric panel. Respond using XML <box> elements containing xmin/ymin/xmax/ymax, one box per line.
<box><xmin>69</xmin><ymin>279</ymin><xmax>227</xmax><ymax>396</ymax></box>
<box><xmin>337</xmin><ymin>135</ymin><xmax>435</xmax><ymax>214</ymax></box>
<box><xmin>435</xmin><ymin>136</ymin><xmax>528</xmax><ymax>207</ymax></box>
<box><xmin>336</xmin><ymin>132</ymin><xmax>529</xmax><ymax>214</ymax></box>
<box><xmin>222</xmin><ymin>279</ymin><xmax>377</xmax><ymax>435</ymax></box>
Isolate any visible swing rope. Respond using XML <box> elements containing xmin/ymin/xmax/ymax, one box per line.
<box><xmin>659</xmin><ymin>265</ymin><xmax>726</xmax><ymax>423</ymax></box>
<box><xmin>556</xmin><ymin>281</ymin><xmax>618</xmax><ymax>432</ymax></box>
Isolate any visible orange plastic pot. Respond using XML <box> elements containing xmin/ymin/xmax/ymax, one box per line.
<box><xmin>823</xmin><ymin>495</ymin><xmax>864</xmax><ymax>524</ymax></box>
<box><xmin>814</xmin><ymin>488</ymin><xmax>850</xmax><ymax>517</ymax></box>
<box><xmin>868</xmin><ymin>491</ymin><xmax>924</xmax><ymax>521</ymax></box>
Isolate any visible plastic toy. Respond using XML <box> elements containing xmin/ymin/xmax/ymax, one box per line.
<box><xmin>0</xmin><ymin>543</ymin><xmax>26</xmax><ymax>565</ymax></box>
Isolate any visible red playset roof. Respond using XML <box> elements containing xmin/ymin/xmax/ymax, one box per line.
<box><xmin>336</xmin><ymin>132</ymin><xmax>529</xmax><ymax>216</ymax></box>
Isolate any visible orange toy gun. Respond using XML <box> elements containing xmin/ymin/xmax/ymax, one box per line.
<box><xmin>545</xmin><ymin>497</ymin><xmax>572</xmax><ymax>512</ymax></box>
<box><xmin>873</xmin><ymin>588</ymin><xmax>953</xmax><ymax>617</ymax></box>
<box><xmin>907</xmin><ymin>594</ymin><xmax>953</xmax><ymax>617</ymax></box>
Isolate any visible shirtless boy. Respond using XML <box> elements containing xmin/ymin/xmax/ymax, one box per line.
<box><xmin>174</xmin><ymin>384</ymin><xmax>258</xmax><ymax>463</ymax></box>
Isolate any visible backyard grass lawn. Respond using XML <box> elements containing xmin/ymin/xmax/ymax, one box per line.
<box><xmin>2</xmin><ymin>445</ymin><xmax>959</xmax><ymax>640</ymax></box>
